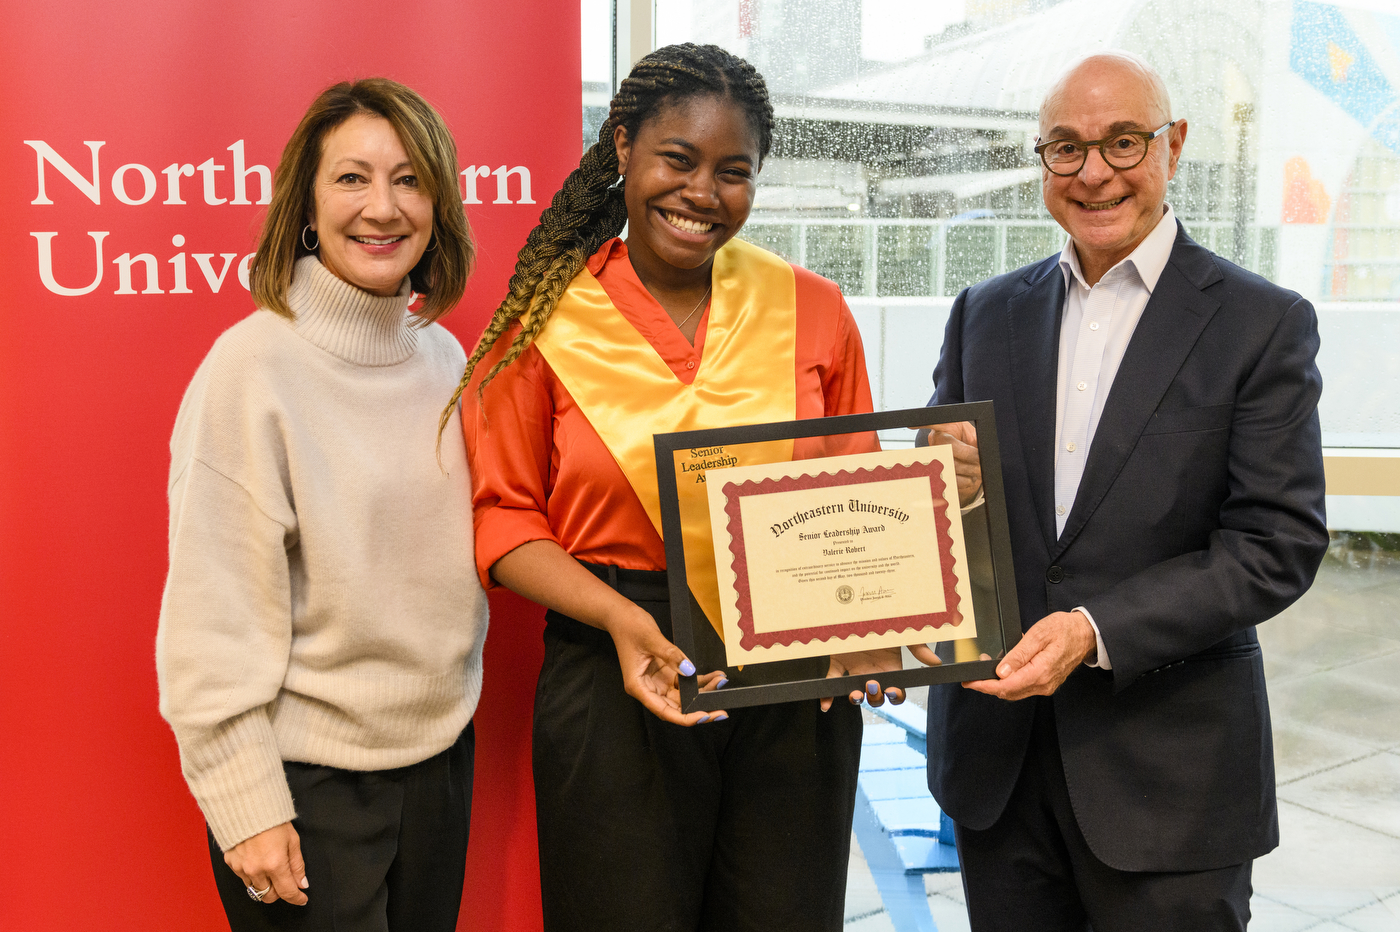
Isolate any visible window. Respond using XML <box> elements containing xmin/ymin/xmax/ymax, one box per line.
<box><xmin>586</xmin><ymin>1</ymin><xmax>1400</xmax><ymax>926</ymax></box>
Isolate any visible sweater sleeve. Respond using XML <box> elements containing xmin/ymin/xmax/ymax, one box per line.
<box><xmin>156</xmin><ymin>350</ymin><xmax>300</xmax><ymax>852</ymax></box>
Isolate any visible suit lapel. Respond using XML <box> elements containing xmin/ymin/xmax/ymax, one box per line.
<box><xmin>1053</xmin><ymin>227</ymin><xmax>1224</xmax><ymax>557</ymax></box>
<box><xmin>1006</xmin><ymin>256</ymin><xmax>1064</xmax><ymax>555</ymax></box>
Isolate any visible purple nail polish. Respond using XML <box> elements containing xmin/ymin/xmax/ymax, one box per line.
<box><xmin>711</xmin><ymin>712</ymin><xmax>729</xmax><ymax>722</ymax></box>
<box><xmin>866</xmin><ymin>681</ymin><xmax>880</xmax><ymax>695</ymax></box>
<box><xmin>716</xmin><ymin>677</ymin><xmax>729</xmax><ymax>689</ymax></box>
<box><xmin>679</xmin><ymin>659</ymin><xmax>696</xmax><ymax>677</ymax></box>
<box><xmin>696</xmin><ymin>713</ymin><xmax>710</xmax><ymax>724</ymax></box>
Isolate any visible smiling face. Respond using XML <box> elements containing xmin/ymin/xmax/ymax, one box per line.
<box><xmin>1039</xmin><ymin>57</ymin><xmax>1187</xmax><ymax>284</ymax></box>
<box><xmin>614</xmin><ymin>94</ymin><xmax>760</xmax><ymax>284</ymax></box>
<box><xmin>309</xmin><ymin>113</ymin><xmax>433</xmax><ymax>296</ymax></box>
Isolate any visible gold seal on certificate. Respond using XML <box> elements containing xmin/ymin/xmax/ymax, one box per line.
<box><xmin>706</xmin><ymin>446</ymin><xmax>976</xmax><ymax>665</ymax></box>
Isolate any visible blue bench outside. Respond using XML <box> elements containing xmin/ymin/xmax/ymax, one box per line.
<box><xmin>853</xmin><ymin>700</ymin><xmax>958</xmax><ymax>932</ymax></box>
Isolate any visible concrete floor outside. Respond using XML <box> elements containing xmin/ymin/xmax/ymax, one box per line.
<box><xmin>843</xmin><ymin>535</ymin><xmax>1400</xmax><ymax>931</ymax></box>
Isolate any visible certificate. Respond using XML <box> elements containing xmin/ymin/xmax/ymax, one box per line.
<box><xmin>707</xmin><ymin>446</ymin><xmax>976</xmax><ymax>665</ymax></box>
<box><xmin>654</xmin><ymin>402</ymin><xmax>1023</xmax><ymax>712</ymax></box>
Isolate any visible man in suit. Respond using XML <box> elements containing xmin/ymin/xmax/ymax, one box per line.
<box><xmin>924</xmin><ymin>52</ymin><xmax>1328</xmax><ymax>931</ymax></box>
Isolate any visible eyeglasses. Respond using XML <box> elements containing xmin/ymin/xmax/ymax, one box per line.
<box><xmin>1034</xmin><ymin>121</ymin><xmax>1176</xmax><ymax>176</ymax></box>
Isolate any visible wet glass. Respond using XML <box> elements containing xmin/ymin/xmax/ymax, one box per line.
<box><xmin>602</xmin><ymin>2</ymin><xmax>1400</xmax><ymax>925</ymax></box>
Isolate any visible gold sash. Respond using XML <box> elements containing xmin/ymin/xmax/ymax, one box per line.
<box><xmin>533</xmin><ymin>238</ymin><xmax>797</xmax><ymax>635</ymax></box>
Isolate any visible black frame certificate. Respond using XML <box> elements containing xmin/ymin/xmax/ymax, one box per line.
<box><xmin>654</xmin><ymin>402</ymin><xmax>1024</xmax><ymax>712</ymax></box>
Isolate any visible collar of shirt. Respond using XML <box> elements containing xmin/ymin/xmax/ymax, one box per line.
<box><xmin>1057</xmin><ymin>203</ymin><xmax>1178</xmax><ymax>295</ymax></box>
<box><xmin>586</xmin><ymin>235</ymin><xmax>628</xmax><ymax>276</ymax></box>
<box><xmin>582</xmin><ymin>236</ymin><xmax>708</xmax><ymax>383</ymax></box>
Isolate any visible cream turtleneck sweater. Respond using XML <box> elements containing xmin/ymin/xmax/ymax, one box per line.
<box><xmin>157</xmin><ymin>257</ymin><xmax>488</xmax><ymax>851</ymax></box>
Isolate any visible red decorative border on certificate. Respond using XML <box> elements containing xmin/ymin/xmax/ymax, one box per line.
<box><xmin>722</xmin><ymin>460</ymin><xmax>962</xmax><ymax>650</ymax></box>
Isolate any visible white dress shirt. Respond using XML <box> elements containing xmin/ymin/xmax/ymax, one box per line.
<box><xmin>1053</xmin><ymin>204</ymin><xmax>1178</xmax><ymax>670</ymax></box>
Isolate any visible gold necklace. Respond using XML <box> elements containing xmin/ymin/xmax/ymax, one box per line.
<box><xmin>676</xmin><ymin>284</ymin><xmax>712</xmax><ymax>329</ymax></box>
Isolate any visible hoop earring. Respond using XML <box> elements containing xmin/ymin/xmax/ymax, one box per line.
<box><xmin>301</xmin><ymin>225</ymin><xmax>319</xmax><ymax>250</ymax></box>
<box><xmin>424</xmin><ymin>234</ymin><xmax>439</xmax><ymax>253</ymax></box>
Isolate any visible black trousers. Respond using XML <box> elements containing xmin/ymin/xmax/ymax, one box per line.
<box><xmin>208</xmin><ymin>724</ymin><xmax>474</xmax><ymax>932</ymax></box>
<box><xmin>532</xmin><ymin>564</ymin><xmax>864</xmax><ymax>932</ymax></box>
<box><xmin>955</xmin><ymin>700</ymin><xmax>1252</xmax><ymax>932</ymax></box>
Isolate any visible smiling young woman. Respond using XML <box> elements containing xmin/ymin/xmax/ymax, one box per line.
<box><xmin>444</xmin><ymin>44</ymin><xmax>896</xmax><ymax>932</ymax></box>
<box><xmin>611</xmin><ymin>92</ymin><xmax>758</xmax><ymax>340</ymax></box>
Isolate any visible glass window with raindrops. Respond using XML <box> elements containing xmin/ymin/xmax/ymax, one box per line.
<box><xmin>583</xmin><ymin>1</ymin><xmax>1400</xmax><ymax>928</ymax></box>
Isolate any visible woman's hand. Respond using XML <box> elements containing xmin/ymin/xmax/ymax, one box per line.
<box><xmin>907</xmin><ymin>643</ymin><xmax>946</xmax><ymax>668</ymax></box>
<box><xmin>490</xmin><ymin>540</ymin><xmax>724</xmax><ymax>727</ymax></box>
<box><xmin>822</xmin><ymin>648</ymin><xmax>905</xmax><ymax>711</ymax></box>
<box><xmin>607</xmin><ymin>604</ymin><xmax>725</xmax><ymax>726</ymax></box>
<box><xmin>224</xmin><ymin>822</ymin><xmax>308</xmax><ymax>906</ymax></box>
<box><xmin>922</xmin><ymin>421</ymin><xmax>982</xmax><ymax>506</ymax></box>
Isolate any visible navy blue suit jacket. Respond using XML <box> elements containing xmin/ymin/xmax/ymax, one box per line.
<box><xmin>926</xmin><ymin>225</ymin><xmax>1328</xmax><ymax>872</ymax></box>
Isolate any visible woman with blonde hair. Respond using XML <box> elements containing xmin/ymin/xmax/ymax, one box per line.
<box><xmin>157</xmin><ymin>77</ymin><xmax>487</xmax><ymax>931</ymax></box>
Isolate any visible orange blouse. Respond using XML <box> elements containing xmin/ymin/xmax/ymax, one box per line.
<box><xmin>461</xmin><ymin>238</ymin><xmax>875</xmax><ymax>588</ymax></box>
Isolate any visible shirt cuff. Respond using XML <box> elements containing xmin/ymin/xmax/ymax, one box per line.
<box><xmin>960</xmin><ymin>488</ymin><xmax>985</xmax><ymax>515</ymax></box>
<box><xmin>1075</xmin><ymin>605</ymin><xmax>1112</xmax><ymax>670</ymax></box>
<box><xmin>473</xmin><ymin>505</ymin><xmax>558</xmax><ymax>590</ymax></box>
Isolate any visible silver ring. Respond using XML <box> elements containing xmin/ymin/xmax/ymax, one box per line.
<box><xmin>246</xmin><ymin>883</ymin><xmax>272</xmax><ymax>901</ymax></box>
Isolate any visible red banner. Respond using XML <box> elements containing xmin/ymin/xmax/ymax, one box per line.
<box><xmin>0</xmin><ymin>3</ymin><xmax>573</xmax><ymax>929</ymax></box>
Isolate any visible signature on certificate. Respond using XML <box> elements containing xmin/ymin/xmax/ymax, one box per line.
<box><xmin>860</xmin><ymin>585</ymin><xmax>896</xmax><ymax>604</ymax></box>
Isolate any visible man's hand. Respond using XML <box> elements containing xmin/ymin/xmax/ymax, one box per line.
<box><xmin>964</xmin><ymin>611</ymin><xmax>1096</xmax><ymax>701</ymax></box>
<box><xmin>922</xmin><ymin>421</ymin><xmax>982</xmax><ymax>506</ymax></box>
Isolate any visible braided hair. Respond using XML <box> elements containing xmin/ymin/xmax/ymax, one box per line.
<box><xmin>439</xmin><ymin>43</ymin><xmax>774</xmax><ymax>436</ymax></box>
